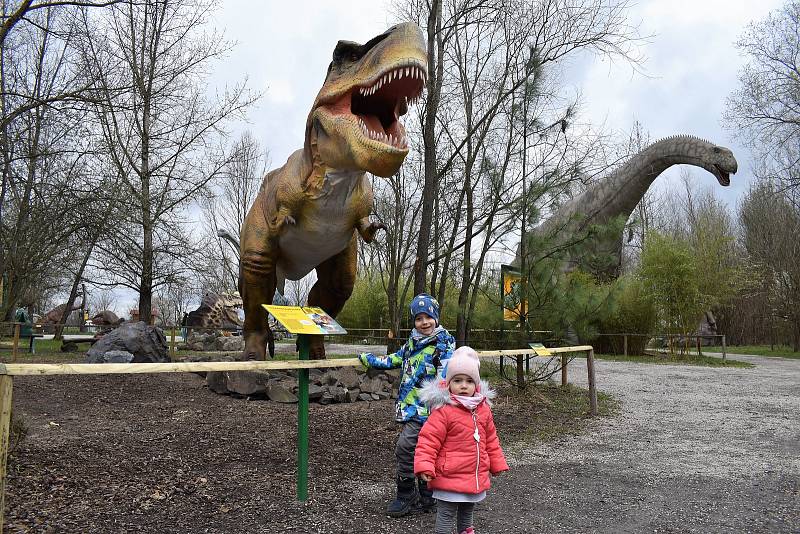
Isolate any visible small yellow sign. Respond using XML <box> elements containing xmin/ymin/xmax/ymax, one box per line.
<box><xmin>262</xmin><ymin>305</ymin><xmax>347</xmax><ymax>335</ymax></box>
<box><xmin>529</xmin><ymin>342</ymin><xmax>551</xmax><ymax>356</ymax></box>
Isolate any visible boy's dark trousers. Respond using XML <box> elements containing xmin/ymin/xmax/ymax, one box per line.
<box><xmin>388</xmin><ymin>420</ymin><xmax>436</xmax><ymax>516</ymax></box>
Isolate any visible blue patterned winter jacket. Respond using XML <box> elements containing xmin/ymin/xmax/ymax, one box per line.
<box><xmin>359</xmin><ymin>327</ymin><xmax>455</xmax><ymax>423</ymax></box>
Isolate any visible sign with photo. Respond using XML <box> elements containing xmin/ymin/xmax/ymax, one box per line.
<box><xmin>262</xmin><ymin>305</ymin><xmax>347</xmax><ymax>335</ymax></box>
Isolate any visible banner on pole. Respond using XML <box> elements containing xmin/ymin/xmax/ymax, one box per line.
<box><xmin>500</xmin><ymin>265</ymin><xmax>524</xmax><ymax>322</ymax></box>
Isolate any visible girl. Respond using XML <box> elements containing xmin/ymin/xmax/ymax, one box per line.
<box><xmin>414</xmin><ymin>346</ymin><xmax>509</xmax><ymax>534</ymax></box>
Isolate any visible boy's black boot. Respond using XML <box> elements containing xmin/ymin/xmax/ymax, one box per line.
<box><xmin>386</xmin><ymin>475</ymin><xmax>418</xmax><ymax>517</ymax></box>
<box><xmin>413</xmin><ymin>477</ymin><xmax>437</xmax><ymax>513</ymax></box>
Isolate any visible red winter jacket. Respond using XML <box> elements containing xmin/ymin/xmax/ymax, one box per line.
<box><xmin>414</xmin><ymin>382</ymin><xmax>509</xmax><ymax>494</ymax></box>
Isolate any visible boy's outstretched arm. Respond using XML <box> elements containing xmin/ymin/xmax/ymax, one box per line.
<box><xmin>358</xmin><ymin>344</ymin><xmax>406</xmax><ymax>370</ymax></box>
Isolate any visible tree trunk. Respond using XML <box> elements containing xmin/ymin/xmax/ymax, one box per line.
<box><xmin>413</xmin><ymin>0</ymin><xmax>442</xmax><ymax>295</ymax></box>
<box><xmin>54</xmin><ymin>272</ymin><xmax>87</xmax><ymax>341</ymax></box>
<box><xmin>138</xmin><ymin>89</ymin><xmax>153</xmax><ymax>324</ymax></box>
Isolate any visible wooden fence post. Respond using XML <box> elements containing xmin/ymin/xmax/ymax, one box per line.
<box><xmin>561</xmin><ymin>354</ymin><xmax>568</xmax><ymax>386</ymax></box>
<box><xmin>623</xmin><ymin>334</ymin><xmax>628</xmax><ymax>357</ymax></box>
<box><xmin>587</xmin><ymin>348</ymin><xmax>597</xmax><ymax>416</ymax></box>
<box><xmin>170</xmin><ymin>327</ymin><xmax>176</xmax><ymax>359</ymax></box>
<box><xmin>0</xmin><ymin>374</ymin><xmax>13</xmax><ymax>534</ymax></box>
<box><xmin>722</xmin><ymin>335</ymin><xmax>726</xmax><ymax>361</ymax></box>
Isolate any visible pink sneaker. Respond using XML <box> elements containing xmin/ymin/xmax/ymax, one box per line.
<box><xmin>459</xmin><ymin>528</ymin><xmax>475</xmax><ymax>534</ymax></box>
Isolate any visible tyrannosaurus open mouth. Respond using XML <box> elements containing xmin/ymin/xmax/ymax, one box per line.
<box><xmin>318</xmin><ymin>61</ymin><xmax>426</xmax><ymax>152</ymax></box>
<box><xmin>350</xmin><ymin>63</ymin><xmax>426</xmax><ymax>149</ymax></box>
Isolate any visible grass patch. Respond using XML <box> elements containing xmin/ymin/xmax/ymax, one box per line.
<box><xmin>590</xmin><ymin>353</ymin><xmax>753</xmax><ymax>368</ymax></box>
<box><xmin>492</xmin><ymin>381</ymin><xmax>620</xmax><ymax>445</ymax></box>
<box><xmin>704</xmin><ymin>345</ymin><xmax>800</xmax><ymax>359</ymax></box>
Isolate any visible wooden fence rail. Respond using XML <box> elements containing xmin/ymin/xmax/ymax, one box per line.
<box><xmin>0</xmin><ymin>345</ymin><xmax>595</xmax><ymax>533</ymax></box>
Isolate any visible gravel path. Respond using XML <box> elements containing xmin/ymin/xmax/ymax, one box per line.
<box><xmin>482</xmin><ymin>354</ymin><xmax>800</xmax><ymax>533</ymax></box>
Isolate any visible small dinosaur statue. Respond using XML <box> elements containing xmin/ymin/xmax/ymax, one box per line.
<box><xmin>42</xmin><ymin>288</ymin><xmax>86</xmax><ymax>325</ymax></box>
<box><xmin>516</xmin><ymin>135</ymin><xmax>738</xmax><ymax>273</ymax></box>
<box><xmin>239</xmin><ymin>23</ymin><xmax>427</xmax><ymax>360</ymax></box>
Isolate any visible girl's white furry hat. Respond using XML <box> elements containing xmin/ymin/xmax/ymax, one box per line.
<box><xmin>446</xmin><ymin>346</ymin><xmax>481</xmax><ymax>390</ymax></box>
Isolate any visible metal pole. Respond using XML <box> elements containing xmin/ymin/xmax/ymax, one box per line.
<box><xmin>623</xmin><ymin>334</ymin><xmax>628</xmax><ymax>357</ymax></box>
<box><xmin>11</xmin><ymin>325</ymin><xmax>19</xmax><ymax>363</ymax></box>
<box><xmin>297</xmin><ymin>334</ymin><xmax>310</xmax><ymax>501</ymax></box>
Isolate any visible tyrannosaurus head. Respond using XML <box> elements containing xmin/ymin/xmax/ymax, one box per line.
<box><xmin>307</xmin><ymin>22</ymin><xmax>427</xmax><ymax>177</ymax></box>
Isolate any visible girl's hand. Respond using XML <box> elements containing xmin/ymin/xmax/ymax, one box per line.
<box><xmin>420</xmin><ymin>473</ymin><xmax>433</xmax><ymax>482</ymax></box>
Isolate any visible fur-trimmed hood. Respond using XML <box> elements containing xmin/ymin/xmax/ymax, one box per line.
<box><xmin>418</xmin><ymin>377</ymin><xmax>496</xmax><ymax>410</ymax></box>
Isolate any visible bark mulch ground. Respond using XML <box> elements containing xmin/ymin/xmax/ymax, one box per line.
<box><xmin>3</xmin><ymin>361</ymin><xmax>602</xmax><ymax>533</ymax></box>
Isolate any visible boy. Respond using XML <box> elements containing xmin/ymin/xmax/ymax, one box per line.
<box><xmin>358</xmin><ymin>293</ymin><xmax>455</xmax><ymax>517</ymax></box>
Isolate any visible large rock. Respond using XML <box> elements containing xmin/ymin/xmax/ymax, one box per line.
<box><xmin>98</xmin><ymin>350</ymin><xmax>135</xmax><ymax>363</ymax></box>
<box><xmin>267</xmin><ymin>385</ymin><xmax>298</xmax><ymax>403</ymax></box>
<box><xmin>336</xmin><ymin>367</ymin><xmax>361</xmax><ymax>389</ymax></box>
<box><xmin>204</xmin><ymin>365</ymin><xmax>398</xmax><ymax>405</ymax></box>
<box><xmin>86</xmin><ymin>321</ymin><xmax>169</xmax><ymax>363</ymax></box>
<box><xmin>215</xmin><ymin>336</ymin><xmax>244</xmax><ymax>352</ymax></box>
<box><xmin>205</xmin><ymin>370</ymin><xmax>270</xmax><ymax>397</ymax></box>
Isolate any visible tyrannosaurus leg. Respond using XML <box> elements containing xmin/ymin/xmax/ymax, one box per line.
<box><xmin>239</xmin><ymin>247</ymin><xmax>277</xmax><ymax>361</ymax></box>
<box><xmin>306</xmin><ymin>234</ymin><xmax>358</xmax><ymax>359</ymax></box>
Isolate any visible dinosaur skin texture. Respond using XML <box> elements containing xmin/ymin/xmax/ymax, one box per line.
<box><xmin>239</xmin><ymin>23</ymin><xmax>428</xmax><ymax>360</ymax></box>
<box><xmin>515</xmin><ymin>135</ymin><xmax>739</xmax><ymax>274</ymax></box>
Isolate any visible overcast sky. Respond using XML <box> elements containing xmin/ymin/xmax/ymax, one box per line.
<box><xmin>119</xmin><ymin>0</ymin><xmax>788</xmax><ymax>312</ymax></box>
<box><xmin>209</xmin><ymin>0</ymin><xmax>783</xmax><ymax>203</ymax></box>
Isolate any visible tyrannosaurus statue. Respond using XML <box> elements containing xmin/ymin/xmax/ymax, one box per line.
<box><xmin>515</xmin><ymin>135</ymin><xmax>739</xmax><ymax>273</ymax></box>
<box><xmin>239</xmin><ymin>23</ymin><xmax>427</xmax><ymax>360</ymax></box>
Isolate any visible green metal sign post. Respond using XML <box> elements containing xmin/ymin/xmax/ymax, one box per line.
<box><xmin>261</xmin><ymin>304</ymin><xmax>348</xmax><ymax>502</ymax></box>
<box><xmin>296</xmin><ymin>334</ymin><xmax>310</xmax><ymax>501</ymax></box>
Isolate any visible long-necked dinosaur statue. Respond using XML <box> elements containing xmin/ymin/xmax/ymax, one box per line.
<box><xmin>239</xmin><ymin>23</ymin><xmax>427</xmax><ymax>360</ymax></box>
<box><xmin>515</xmin><ymin>135</ymin><xmax>739</xmax><ymax>273</ymax></box>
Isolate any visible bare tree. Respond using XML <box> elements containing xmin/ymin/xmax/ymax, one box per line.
<box><xmin>0</xmin><ymin>5</ymin><xmax>104</xmax><ymax>319</ymax></box>
<box><xmin>399</xmin><ymin>0</ymin><xmax>642</xmax><ymax>297</ymax></box>
<box><xmin>89</xmin><ymin>287</ymin><xmax>117</xmax><ymax>314</ymax></box>
<box><xmin>198</xmin><ymin>130</ymin><xmax>267</xmax><ymax>294</ymax></box>
<box><xmin>739</xmin><ymin>180</ymin><xmax>800</xmax><ymax>350</ymax></box>
<box><xmin>725</xmin><ymin>1</ymin><xmax>800</xmax><ymax>191</ymax></box>
<box><xmin>78</xmin><ymin>0</ymin><xmax>257</xmax><ymax>323</ymax></box>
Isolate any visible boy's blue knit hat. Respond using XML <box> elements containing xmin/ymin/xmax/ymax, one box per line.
<box><xmin>410</xmin><ymin>293</ymin><xmax>440</xmax><ymax>324</ymax></box>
